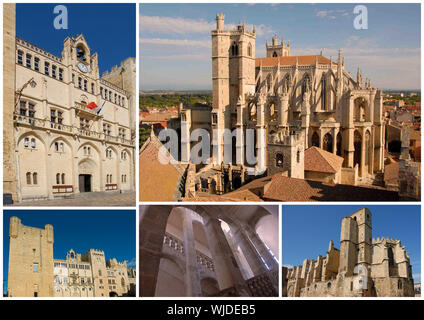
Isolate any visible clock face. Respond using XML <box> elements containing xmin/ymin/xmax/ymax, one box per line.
<box><xmin>77</xmin><ymin>62</ymin><xmax>88</xmax><ymax>73</ymax></box>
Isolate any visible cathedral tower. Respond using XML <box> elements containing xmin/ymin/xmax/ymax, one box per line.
<box><xmin>338</xmin><ymin>208</ymin><xmax>372</xmax><ymax>277</ymax></box>
<box><xmin>82</xmin><ymin>249</ymin><xmax>109</xmax><ymax>297</ymax></box>
<box><xmin>8</xmin><ymin>217</ymin><xmax>54</xmax><ymax>297</ymax></box>
<box><xmin>266</xmin><ymin>36</ymin><xmax>290</xmax><ymax>57</ymax></box>
<box><xmin>211</xmin><ymin>13</ymin><xmax>256</xmax><ymax>164</ymax></box>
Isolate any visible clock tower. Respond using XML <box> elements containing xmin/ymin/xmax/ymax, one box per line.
<box><xmin>62</xmin><ymin>34</ymin><xmax>99</xmax><ymax>79</ymax></box>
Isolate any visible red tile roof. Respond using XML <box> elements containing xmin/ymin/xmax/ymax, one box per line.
<box><xmin>304</xmin><ymin>147</ymin><xmax>344</xmax><ymax>174</ymax></box>
<box><xmin>256</xmin><ymin>55</ymin><xmax>332</xmax><ymax>67</ymax></box>
<box><xmin>139</xmin><ymin>133</ymin><xmax>187</xmax><ymax>201</ymax></box>
<box><xmin>262</xmin><ymin>175</ymin><xmax>399</xmax><ymax>201</ymax></box>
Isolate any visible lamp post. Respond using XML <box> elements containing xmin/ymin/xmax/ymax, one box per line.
<box><xmin>14</xmin><ymin>77</ymin><xmax>37</xmax><ymax>113</ymax></box>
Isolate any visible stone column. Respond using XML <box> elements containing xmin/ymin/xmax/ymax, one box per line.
<box><xmin>278</xmin><ymin>93</ymin><xmax>289</xmax><ymax>128</ymax></box>
<box><xmin>236</xmin><ymin>99</ymin><xmax>244</xmax><ymax>165</ymax></box>
<box><xmin>180</xmin><ymin>208</ymin><xmax>202</xmax><ymax>297</ymax></box>
<box><xmin>332</xmin><ymin>128</ymin><xmax>337</xmax><ymax>154</ymax></box>
<box><xmin>244</xmin><ymin>225</ymin><xmax>279</xmax><ymax>271</ymax></box>
<box><xmin>229</xmin><ymin>223</ymin><xmax>268</xmax><ymax>276</ymax></box>
<box><xmin>139</xmin><ymin>205</ymin><xmax>174</xmax><ymax>297</ymax></box>
<box><xmin>202</xmin><ymin>216</ymin><xmax>249</xmax><ymax>296</ymax></box>
<box><xmin>360</xmin><ymin>127</ymin><xmax>366</xmax><ymax>177</ymax></box>
<box><xmin>256</xmin><ymin>95</ymin><xmax>266</xmax><ymax>173</ymax></box>
<box><xmin>180</xmin><ymin>111</ymin><xmax>191</xmax><ymax>163</ymax></box>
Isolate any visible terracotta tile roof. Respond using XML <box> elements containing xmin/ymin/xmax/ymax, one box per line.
<box><xmin>184</xmin><ymin>189</ymin><xmax>263</xmax><ymax>202</ymax></box>
<box><xmin>140</xmin><ymin>110</ymin><xmax>178</xmax><ymax>123</ymax></box>
<box><xmin>304</xmin><ymin>147</ymin><xmax>344</xmax><ymax>174</ymax></box>
<box><xmin>384</xmin><ymin>162</ymin><xmax>399</xmax><ymax>183</ymax></box>
<box><xmin>139</xmin><ymin>133</ymin><xmax>187</xmax><ymax>201</ymax></box>
<box><xmin>256</xmin><ymin>55</ymin><xmax>332</xmax><ymax>67</ymax></box>
<box><xmin>262</xmin><ymin>175</ymin><xmax>399</xmax><ymax>202</ymax></box>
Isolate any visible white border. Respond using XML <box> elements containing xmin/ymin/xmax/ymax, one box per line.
<box><xmin>0</xmin><ymin>0</ymin><xmax>422</xmax><ymax>303</ymax></box>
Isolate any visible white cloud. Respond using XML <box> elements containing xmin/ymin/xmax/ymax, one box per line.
<box><xmin>140</xmin><ymin>15</ymin><xmax>215</xmax><ymax>35</ymax></box>
<box><xmin>140</xmin><ymin>38</ymin><xmax>211</xmax><ymax>49</ymax></box>
<box><xmin>139</xmin><ymin>14</ymin><xmax>274</xmax><ymax>37</ymax></box>
<box><xmin>316</xmin><ymin>9</ymin><xmax>349</xmax><ymax>20</ymax></box>
<box><xmin>141</xmin><ymin>54</ymin><xmax>209</xmax><ymax>61</ymax></box>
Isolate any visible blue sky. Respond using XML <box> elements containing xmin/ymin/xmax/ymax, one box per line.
<box><xmin>282</xmin><ymin>205</ymin><xmax>421</xmax><ymax>283</ymax></box>
<box><xmin>17</xmin><ymin>3</ymin><xmax>136</xmax><ymax>75</ymax></box>
<box><xmin>3</xmin><ymin>210</ymin><xmax>136</xmax><ymax>294</ymax></box>
<box><xmin>140</xmin><ymin>3</ymin><xmax>421</xmax><ymax>90</ymax></box>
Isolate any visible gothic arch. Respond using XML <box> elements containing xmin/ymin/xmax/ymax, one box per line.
<box><xmin>354</xmin><ymin>97</ymin><xmax>368</xmax><ymax>122</ymax></box>
<box><xmin>17</xmin><ymin>130</ymin><xmax>47</xmax><ymax>149</ymax></box>
<box><xmin>48</xmin><ymin>136</ymin><xmax>73</xmax><ymax>153</ymax></box>
<box><xmin>247</xmin><ymin>43</ymin><xmax>252</xmax><ymax>57</ymax></box>
<box><xmin>230</xmin><ymin>41</ymin><xmax>239</xmax><ymax>56</ymax></box>
<box><xmin>301</xmin><ymin>73</ymin><xmax>311</xmax><ymax>96</ymax></box>
<box><xmin>322</xmin><ymin>133</ymin><xmax>333</xmax><ymax>153</ymax></box>
<box><xmin>78</xmin><ymin>141</ymin><xmax>101</xmax><ymax>157</ymax></box>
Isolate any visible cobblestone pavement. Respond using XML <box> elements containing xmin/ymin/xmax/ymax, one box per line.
<box><xmin>7</xmin><ymin>191</ymin><xmax>136</xmax><ymax>207</ymax></box>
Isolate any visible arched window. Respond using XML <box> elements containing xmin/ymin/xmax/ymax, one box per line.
<box><xmin>56</xmin><ymin>173</ymin><xmax>60</xmax><ymax>185</ymax></box>
<box><xmin>272</xmin><ymin>51</ymin><xmax>277</xmax><ymax>57</ymax></box>
<box><xmin>247</xmin><ymin>43</ymin><xmax>252</xmax><ymax>57</ymax></box>
<box><xmin>24</xmin><ymin>137</ymin><xmax>29</xmax><ymax>148</ymax></box>
<box><xmin>276</xmin><ymin>154</ymin><xmax>284</xmax><ymax>167</ymax></box>
<box><xmin>33</xmin><ymin>173</ymin><xmax>38</xmax><ymax>185</ymax></box>
<box><xmin>323</xmin><ymin>133</ymin><xmax>333</xmax><ymax>153</ymax></box>
<box><xmin>231</xmin><ymin>42</ymin><xmax>239</xmax><ymax>56</ymax></box>
<box><xmin>31</xmin><ymin>138</ymin><xmax>36</xmax><ymax>149</ymax></box>
<box><xmin>61</xmin><ymin>173</ymin><xmax>65</xmax><ymax>184</ymax></box>
<box><xmin>76</xmin><ymin>45</ymin><xmax>86</xmax><ymax>61</ymax></box>
<box><xmin>297</xmin><ymin>150</ymin><xmax>301</xmax><ymax>163</ymax></box>
<box><xmin>26</xmin><ymin>172</ymin><xmax>32</xmax><ymax>185</ymax></box>
<box><xmin>302</xmin><ymin>74</ymin><xmax>311</xmax><ymax>96</ymax></box>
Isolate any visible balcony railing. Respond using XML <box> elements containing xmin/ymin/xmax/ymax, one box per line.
<box><xmin>74</xmin><ymin>102</ymin><xmax>100</xmax><ymax>117</ymax></box>
<box><xmin>14</xmin><ymin>113</ymin><xmax>134</xmax><ymax>146</ymax></box>
<box><xmin>163</xmin><ymin>232</ymin><xmax>215</xmax><ymax>272</ymax></box>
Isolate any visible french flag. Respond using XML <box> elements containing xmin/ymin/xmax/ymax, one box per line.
<box><xmin>86</xmin><ymin>101</ymin><xmax>105</xmax><ymax>115</ymax></box>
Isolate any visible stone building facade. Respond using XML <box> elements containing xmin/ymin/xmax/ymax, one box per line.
<box><xmin>285</xmin><ymin>208</ymin><xmax>415</xmax><ymax>297</ymax></box>
<box><xmin>139</xmin><ymin>205</ymin><xmax>279</xmax><ymax>297</ymax></box>
<box><xmin>178</xmin><ymin>14</ymin><xmax>385</xmax><ymax>194</ymax></box>
<box><xmin>7</xmin><ymin>217</ymin><xmax>134</xmax><ymax>297</ymax></box>
<box><xmin>3</xmin><ymin>4</ymin><xmax>136</xmax><ymax>203</ymax></box>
